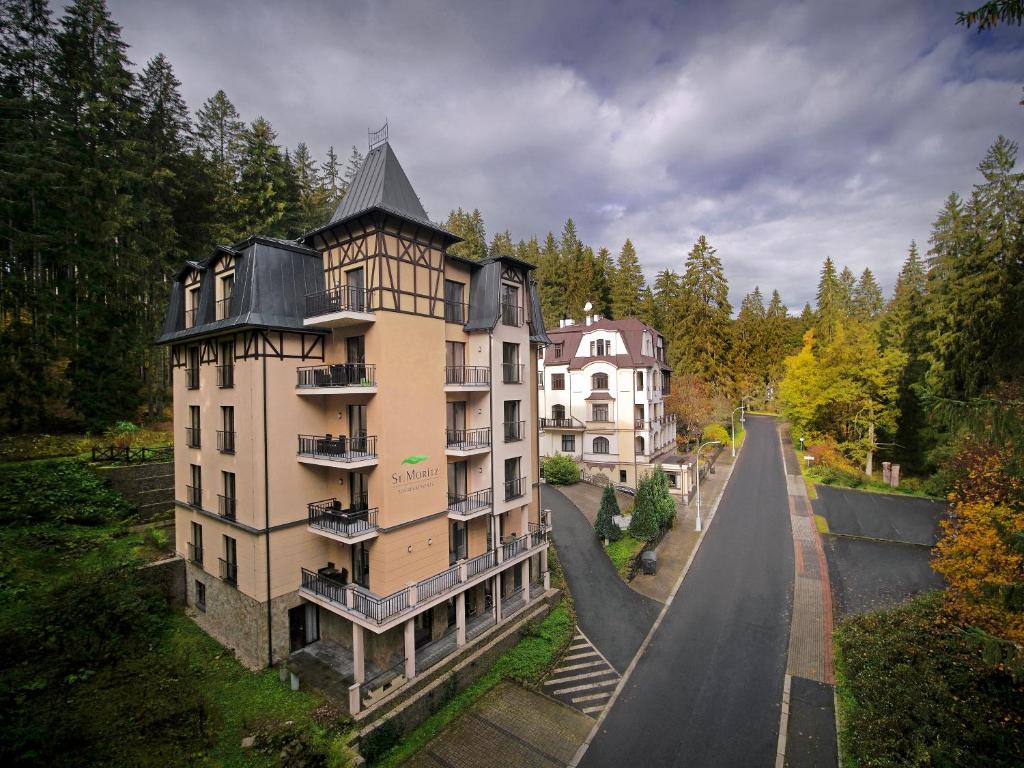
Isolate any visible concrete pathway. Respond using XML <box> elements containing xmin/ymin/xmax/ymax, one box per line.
<box><xmin>403</xmin><ymin>682</ymin><xmax>592</xmax><ymax>768</ymax></box>
<box><xmin>542</xmin><ymin>485</ymin><xmax>660</xmax><ymax>673</ymax></box>
<box><xmin>577</xmin><ymin>415</ymin><xmax>794</xmax><ymax>768</ymax></box>
<box><xmin>542</xmin><ymin>628</ymin><xmax>620</xmax><ymax>717</ymax></box>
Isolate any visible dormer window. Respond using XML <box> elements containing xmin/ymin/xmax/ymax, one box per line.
<box><xmin>217</xmin><ymin>273</ymin><xmax>234</xmax><ymax>320</ymax></box>
<box><xmin>589</xmin><ymin>339</ymin><xmax>607</xmax><ymax>356</ymax></box>
<box><xmin>186</xmin><ymin>286</ymin><xmax>200</xmax><ymax>328</ymax></box>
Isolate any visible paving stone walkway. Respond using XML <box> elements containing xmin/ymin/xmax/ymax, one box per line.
<box><xmin>541</xmin><ymin>627</ymin><xmax>620</xmax><ymax>716</ymax></box>
<box><xmin>403</xmin><ymin>681</ymin><xmax>593</xmax><ymax>768</ymax></box>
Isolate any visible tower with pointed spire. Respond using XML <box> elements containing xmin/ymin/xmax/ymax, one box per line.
<box><xmin>157</xmin><ymin>137</ymin><xmax>550</xmax><ymax>701</ymax></box>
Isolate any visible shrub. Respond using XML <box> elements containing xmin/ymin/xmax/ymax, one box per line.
<box><xmin>806</xmin><ymin>437</ymin><xmax>860</xmax><ymax>475</ymax></box>
<box><xmin>650</xmin><ymin>466</ymin><xmax>676</xmax><ymax>529</ymax></box>
<box><xmin>595</xmin><ymin>485</ymin><xmax>622</xmax><ymax>542</ymax></box>
<box><xmin>702</xmin><ymin>423</ymin><xmax>729</xmax><ymax>444</ymax></box>
<box><xmin>628</xmin><ymin>479</ymin><xmax>660</xmax><ymax>542</ymax></box>
<box><xmin>0</xmin><ymin>459</ymin><xmax>132</xmax><ymax>526</ymax></box>
<box><xmin>834</xmin><ymin>593</ymin><xmax>1024</xmax><ymax>768</ymax></box>
<box><xmin>105</xmin><ymin>420</ymin><xmax>140</xmax><ymax>448</ymax></box>
<box><xmin>542</xmin><ymin>454</ymin><xmax>579</xmax><ymax>485</ymax></box>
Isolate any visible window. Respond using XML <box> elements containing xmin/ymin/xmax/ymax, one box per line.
<box><xmin>187</xmin><ymin>286</ymin><xmax>200</xmax><ymax>328</ymax></box>
<box><xmin>504</xmin><ymin>400</ymin><xmax>522</xmax><ymax>441</ymax></box>
<box><xmin>352</xmin><ymin>541</ymin><xmax>370</xmax><ymax>588</ymax></box>
<box><xmin>551</xmin><ymin>404</ymin><xmax>565</xmax><ymax>420</ymax></box>
<box><xmin>190</xmin><ymin>521</ymin><xmax>203</xmax><ymax>565</ymax></box>
<box><xmin>589</xmin><ymin>339</ymin><xmax>607</xmax><ymax>356</ymax></box>
<box><xmin>187</xmin><ymin>405</ymin><xmax>201</xmax><ymax>447</ymax></box>
<box><xmin>551</xmin><ymin>373</ymin><xmax>565</xmax><ymax>390</ymax></box>
<box><xmin>218</xmin><ymin>341</ymin><xmax>234</xmax><ymax>388</ymax></box>
<box><xmin>449</xmin><ymin>521</ymin><xmax>467</xmax><ymax>565</ymax></box>
<box><xmin>221</xmin><ymin>535</ymin><xmax>237</xmax><ymax>586</ymax></box>
<box><xmin>592</xmin><ymin>372</ymin><xmax>608</xmax><ymax>390</ymax></box>
<box><xmin>502</xmin><ymin>342</ymin><xmax>521</xmax><ymax>383</ymax></box>
<box><xmin>561</xmin><ymin>434</ymin><xmax>575</xmax><ymax>452</ymax></box>
<box><xmin>186</xmin><ymin>346</ymin><xmax>200</xmax><ymax>390</ymax></box>
<box><xmin>501</xmin><ymin>284</ymin><xmax>520</xmax><ymax>326</ymax></box>
<box><xmin>552</xmin><ymin>343</ymin><xmax>563</xmax><ymax>359</ymax></box>
<box><xmin>593</xmin><ymin>437</ymin><xmax>610</xmax><ymax>454</ymax></box>
<box><xmin>446</xmin><ymin>341</ymin><xmax>465</xmax><ymax>368</ymax></box>
<box><xmin>637</xmin><ymin>371</ymin><xmax>645</xmax><ymax>389</ymax></box>
<box><xmin>218</xmin><ymin>273</ymin><xmax>234</xmax><ymax>320</ymax></box>
<box><xmin>504</xmin><ymin>457</ymin><xmax>523</xmax><ymax>500</ymax></box>
<box><xmin>448</xmin><ymin>461</ymin><xmax>468</xmax><ymax>498</ymax></box>
<box><xmin>218</xmin><ymin>406</ymin><xmax>235</xmax><ymax>453</ymax></box>
<box><xmin>444</xmin><ymin>280</ymin><xmax>465</xmax><ymax>323</ymax></box>
<box><xmin>592</xmin><ymin>404</ymin><xmax>609</xmax><ymax>422</ymax></box>
<box><xmin>195</xmin><ymin>580</ymin><xmax>206</xmax><ymax>611</ymax></box>
<box><xmin>346</xmin><ymin>267</ymin><xmax>365</xmax><ymax>311</ymax></box>
<box><xmin>220</xmin><ymin>471</ymin><xmax>236</xmax><ymax>520</ymax></box>
<box><xmin>619</xmin><ymin>470</ymin><xmax>627</xmax><ymax>484</ymax></box>
<box><xmin>636</xmin><ymin>436</ymin><xmax>646</xmax><ymax>455</ymax></box>
<box><xmin>188</xmin><ymin>464</ymin><xmax>202</xmax><ymax>507</ymax></box>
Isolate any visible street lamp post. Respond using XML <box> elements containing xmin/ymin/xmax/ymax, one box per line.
<box><xmin>695</xmin><ymin>439</ymin><xmax>722</xmax><ymax>532</ymax></box>
<box><xmin>730</xmin><ymin>396</ymin><xmax>754</xmax><ymax>457</ymax></box>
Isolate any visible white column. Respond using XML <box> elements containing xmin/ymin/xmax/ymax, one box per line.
<box><xmin>349</xmin><ymin>682</ymin><xmax>361</xmax><ymax>715</ymax></box>
<box><xmin>520</xmin><ymin>505</ymin><xmax>529</xmax><ymax>541</ymax></box>
<box><xmin>541</xmin><ymin>547</ymin><xmax>550</xmax><ymax>590</ymax></box>
<box><xmin>403</xmin><ymin>618</ymin><xmax>416</xmax><ymax>680</ymax></box>
<box><xmin>520</xmin><ymin>560</ymin><xmax>530</xmax><ymax>604</ymax></box>
<box><xmin>456</xmin><ymin>591</ymin><xmax>466</xmax><ymax>646</ymax></box>
<box><xmin>494</xmin><ymin>574</ymin><xmax>503</xmax><ymax>622</ymax></box>
<box><xmin>352</xmin><ymin>622</ymin><xmax>365</xmax><ymax>684</ymax></box>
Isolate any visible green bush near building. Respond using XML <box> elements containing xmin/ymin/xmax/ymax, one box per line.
<box><xmin>542</xmin><ymin>454</ymin><xmax>579</xmax><ymax>485</ymax></box>
<box><xmin>605</xmin><ymin>534</ymin><xmax>646</xmax><ymax>578</ymax></box>
<box><xmin>701</xmin><ymin>423</ymin><xmax>729</xmax><ymax>444</ymax></box>
<box><xmin>834</xmin><ymin>593</ymin><xmax>1024</xmax><ymax>768</ymax></box>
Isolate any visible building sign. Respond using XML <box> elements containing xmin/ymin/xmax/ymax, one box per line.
<box><xmin>392</xmin><ymin>455</ymin><xmax>439</xmax><ymax>496</ymax></box>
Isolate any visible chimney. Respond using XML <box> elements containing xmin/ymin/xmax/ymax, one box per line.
<box><xmin>585</xmin><ymin>315</ymin><xmax>592</xmax><ymax>326</ymax></box>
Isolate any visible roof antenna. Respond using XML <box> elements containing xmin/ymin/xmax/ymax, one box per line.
<box><xmin>368</xmin><ymin>120</ymin><xmax>388</xmax><ymax>151</ymax></box>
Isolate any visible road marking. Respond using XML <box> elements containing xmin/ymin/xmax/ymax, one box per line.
<box><xmin>582</xmin><ymin>705</ymin><xmax>606</xmax><ymax>714</ymax></box>
<box><xmin>562</xmin><ymin>651</ymin><xmax>601</xmax><ymax>661</ymax></box>
<box><xmin>552</xmin><ymin>660</ymin><xmax>607</xmax><ymax>674</ymax></box>
<box><xmin>546</xmin><ymin>668</ymin><xmax>618</xmax><ymax>686</ymax></box>
<box><xmin>552</xmin><ymin>677</ymin><xmax>619</xmax><ymax>695</ymax></box>
<box><xmin>571</xmin><ymin>692</ymin><xmax>611</xmax><ymax>704</ymax></box>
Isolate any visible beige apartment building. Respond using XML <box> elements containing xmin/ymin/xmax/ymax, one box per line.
<box><xmin>157</xmin><ymin>137</ymin><xmax>551</xmax><ymax>709</ymax></box>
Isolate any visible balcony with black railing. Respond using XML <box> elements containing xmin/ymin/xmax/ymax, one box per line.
<box><xmin>445</xmin><ymin>365</ymin><xmax>491</xmax><ymax>389</ymax></box>
<box><xmin>217</xmin><ymin>430</ymin><xmax>235</xmax><ymax>454</ymax></box>
<box><xmin>219</xmin><ymin>557</ymin><xmax>238</xmax><ymax>586</ymax></box>
<box><xmin>503</xmin><ymin>476</ymin><xmax>526</xmax><ymax>501</ymax></box>
<box><xmin>307</xmin><ymin>497</ymin><xmax>379</xmax><ymax>542</ymax></box>
<box><xmin>501</xmin><ymin>363</ymin><xmax>524</xmax><ymax>384</ymax></box>
<box><xmin>218</xmin><ymin>494</ymin><xmax>236</xmax><ymax>521</ymax></box>
<box><xmin>186</xmin><ymin>484</ymin><xmax>202</xmax><ymax>507</ymax></box>
<box><xmin>444</xmin><ymin>300</ymin><xmax>468</xmax><ymax>324</ymax></box>
<box><xmin>217</xmin><ymin>364</ymin><xmax>234</xmax><ymax>388</ymax></box>
<box><xmin>216</xmin><ymin>296</ymin><xmax>232</xmax><ymax>321</ymax></box>
<box><xmin>297</xmin><ymin>434</ymin><xmax>378</xmax><ymax>467</ymax></box>
<box><xmin>503</xmin><ymin>420</ymin><xmax>525</xmax><ymax>442</ymax></box>
<box><xmin>501</xmin><ymin>302</ymin><xmax>523</xmax><ymax>327</ymax></box>
<box><xmin>185</xmin><ymin>307</ymin><xmax>198</xmax><ymax>328</ymax></box>
<box><xmin>296</xmin><ymin>363</ymin><xmax>376</xmax><ymax>394</ymax></box>
<box><xmin>445</xmin><ymin>426</ymin><xmax>491</xmax><ymax>455</ymax></box>
<box><xmin>304</xmin><ymin>285</ymin><xmax>375</xmax><ymax>328</ymax></box>
<box><xmin>185</xmin><ymin>426</ymin><xmax>201</xmax><ymax>448</ymax></box>
<box><xmin>447</xmin><ymin>488</ymin><xmax>493</xmax><ymax>519</ymax></box>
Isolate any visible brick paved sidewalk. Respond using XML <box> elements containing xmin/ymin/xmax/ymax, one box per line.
<box><xmin>403</xmin><ymin>681</ymin><xmax>593</xmax><ymax>768</ymax></box>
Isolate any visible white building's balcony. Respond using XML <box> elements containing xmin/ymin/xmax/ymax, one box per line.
<box><xmin>297</xmin><ymin>434</ymin><xmax>379</xmax><ymax>469</ymax></box>
<box><xmin>304</xmin><ymin>286</ymin><xmax>376</xmax><ymax>328</ymax></box>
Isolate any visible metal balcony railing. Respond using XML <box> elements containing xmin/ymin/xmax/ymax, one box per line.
<box><xmin>185</xmin><ymin>307</ymin><xmax>198</xmax><ymax>328</ymax></box>
<box><xmin>446</xmin><ymin>426</ymin><xmax>491</xmax><ymax>450</ymax></box>
<box><xmin>185</xmin><ymin>427</ymin><xmax>200</xmax><ymax>448</ymax></box>
<box><xmin>501</xmin><ymin>302</ymin><xmax>523</xmax><ymax>327</ymax></box>
<box><xmin>185</xmin><ymin>368</ymin><xmax>199</xmax><ymax>390</ymax></box>
<box><xmin>217</xmin><ymin>430</ymin><xmax>235</xmax><ymax>454</ymax></box>
<box><xmin>307</xmin><ymin>498</ymin><xmax>378</xmax><ymax>538</ymax></box>
<box><xmin>501</xmin><ymin>533</ymin><xmax>530</xmax><ymax>561</ymax></box>
<box><xmin>465</xmin><ymin>549</ymin><xmax>496</xmax><ymax>579</ymax></box>
<box><xmin>216</xmin><ymin>297</ymin><xmax>232</xmax><ymax>320</ymax></box>
<box><xmin>217</xmin><ymin>364</ymin><xmax>234</xmax><ymax>388</ymax></box>
<box><xmin>218</xmin><ymin>494</ymin><xmax>236</xmax><ymax>520</ymax></box>
<box><xmin>447</xmin><ymin>488</ymin><xmax>493</xmax><ymax>515</ymax></box>
<box><xmin>186</xmin><ymin>484</ymin><xmax>202</xmax><ymax>507</ymax></box>
<box><xmin>445</xmin><ymin>365</ymin><xmax>490</xmax><ymax>386</ymax></box>
<box><xmin>219</xmin><ymin>557</ymin><xmax>238</xmax><ymax>586</ymax></box>
<box><xmin>503</xmin><ymin>420</ymin><xmax>525</xmax><ymax>442</ymax></box>
<box><xmin>504</xmin><ymin>476</ymin><xmax>526</xmax><ymax>501</ymax></box>
<box><xmin>417</xmin><ymin>565</ymin><xmax>460</xmax><ymax>602</ymax></box>
<box><xmin>297</xmin><ymin>434</ymin><xmax>378</xmax><ymax>462</ymax></box>
<box><xmin>502</xmin><ymin>363</ymin><xmax>524</xmax><ymax>384</ymax></box>
<box><xmin>187</xmin><ymin>542</ymin><xmax>203</xmax><ymax>565</ymax></box>
<box><xmin>444</xmin><ymin>300</ymin><xmax>468</xmax><ymax>324</ymax></box>
<box><xmin>305</xmin><ymin>285</ymin><xmax>372</xmax><ymax>318</ymax></box>
<box><xmin>539</xmin><ymin>417</ymin><xmax>584</xmax><ymax>429</ymax></box>
<box><xmin>297</xmin><ymin>363</ymin><xmax>376</xmax><ymax>389</ymax></box>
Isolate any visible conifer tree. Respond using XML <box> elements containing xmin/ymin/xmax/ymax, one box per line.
<box><xmin>595</xmin><ymin>485</ymin><xmax>622</xmax><ymax>542</ymax></box>
<box><xmin>236</xmin><ymin>117</ymin><xmax>291</xmax><ymax>236</ymax></box>
<box><xmin>445</xmin><ymin>208</ymin><xmax>487</xmax><ymax>260</ymax></box>
<box><xmin>342</xmin><ymin>144</ymin><xmax>363</xmax><ymax>190</ymax></box>
<box><xmin>637</xmin><ymin>285</ymin><xmax>659</xmax><ymax>329</ymax></box>
<box><xmin>815</xmin><ymin>257</ymin><xmax>843</xmax><ymax>344</ymax></box>
<box><xmin>654</xmin><ymin>268</ymin><xmax>683</xmax><ymax>343</ymax></box>
<box><xmin>628</xmin><ymin>476</ymin><xmax>660</xmax><ymax>542</ymax></box>
<box><xmin>196</xmin><ymin>89</ymin><xmax>244</xmax><ymax>243</ymax></box>
<box><xmin>291</xmin><ymin>142</ymin><xmax>328</xmax><ymax>232</ymax></box>
<box><xmin>839</xmin><ymin>266</ymin><xmax>856</xmax><ymax>317</ymax></box>
<box><xmin>734</xmin><ymin>287</ymin><xmax>766</xmax><ymax>389</ymax></box>
<box><xmin>489</xmin><ymin>229</ymin><xmax>514</xmax><ymax>256</ymax></box>
<box><xmin>763</xmin><ymin>290</ymin><xmax>790</xmax><ymax>390</ymax></box>
<box><xmin>673</xmin><ymin>235</ymin><xmax>733</xmax><ymax>386</ymax></box>
<box><xmin>536</xmin><ymin>231</ymin><xmax>567</xmax><ymax>326</ymax></box>
<box><xmin>592</xmin><ymin>247</ymin><xmax>615</xmax><ymax>317</ymax></box>
<box><xmin>321</xmin><ymin>145</ymin><xmax>343</xmax><ymax>212</ymax></box>
<box><xmin>611</xmin><ymin>238</ymin><xmax>645</xmax><ymax>319</ymax></box>
<box><xmin>852</xmin><ymin>268</ymin><xmax>884</xmax><ymax>322</ymax></box>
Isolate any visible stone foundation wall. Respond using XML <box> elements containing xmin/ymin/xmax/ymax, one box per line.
<box><xmin>140</xmin><ymin>556</ymin><xmax>186</xmax><ymax>606</ymax></box>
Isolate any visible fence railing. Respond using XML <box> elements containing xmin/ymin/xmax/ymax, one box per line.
<box><xmin>217</xmin><ymin>430</ymin><xmax>235</xmax><ymax>454</ymax></box>
<box><xmin>502</xmin><ymin>363</ymin><xmax>524</xmax><ymax>384</ymax></box>
<box><xmin>444</xmin><ymin>300</ymin><xmax>468</xmax><ymax>324</ymax></box>
<box><xmin>539</xmin><ymin>417</ymin><xmax>583</xmax><ymax>430</ymax></box>
<box><xmin>217</xmin><ymin>364</ymin><xmax>234</xmax><ymax>388</ymax></box>
<box><xmin>307</xmin><ymin>499</ymin><xmax>379</xmax><ymax>537</ymax></box>
<box><xmin>219</xmin><ymin>557</ymin><xmax>238</xmax><ymax>586</ymax></box>
<box><xmin>218</xmin><ymin>494</ymin><xmax>236</xmax><ymax>520</ymax></box>
<box><xmin>503</xmin><ymin>420</ymin><xmax>525</xmax><ymax>442</ymax></box>
<box><xmin>90</xmin><ymin>445</ymin><xmax>173</xmax><ymax>464</ymax></box>
<box><xmin>447</xmin><ymin>488</ymin><xmax>492</xmax><ymax>515</ymax></box>
<box><xmin>445</xmin><ymin>426</ymin><xmax>491</xmax><ymax>450</ymax></box>
<box><xmin>417</xmin><ymin>565</ymin><xmax>461</xmax><ymax>603</ymax></box>
<box><xmin>297</xmin><ymin>363</ymin><xmax>376</xmax><ymax>389</ymax></box>
<box><xmin>465</xmin><ymin>549</ymin><xmax>496</xmax><ymax>579</ymax></box>
<box><xmin>305</xmin><ymin>285</ymin><xmax>372</xmax><ymax>318</ymax></box>
<box><xmin>445</xmin><ymin>365</ymin><xmax>490</xmax><ymax>386</ymax></box>
<box><xmin>504</xmin><ymin>476</ymin><xmax>526</xmax><ymax>501</ymax></box>
<box><xmin>501</xmin><ymin>533</ymin><xmax>530</xmax><ymax>561</ymax></box>
<box><xmin>185</xmin><ymin>368</ymin><xmax>199</xmax><ymax>390</ymax></box>
<box><xmin>501</xmin><ymin>302</ymin><xmax>523</xmax><ymax>327</ymax></box>
<box><xmin>297</xmin><ymin>434</ymin><xmax>378</xmax><ymax>462</ymax></box>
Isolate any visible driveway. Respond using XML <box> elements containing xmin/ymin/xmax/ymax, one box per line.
<box><xmin>813</xmin><ymin>486</ymin><xmax>948</xmax><ymax>618</ymax></box>
<box><xmin>542</xmin><ymin>485</ymin><xmax>660</xmax><ymax>673</ymax></box>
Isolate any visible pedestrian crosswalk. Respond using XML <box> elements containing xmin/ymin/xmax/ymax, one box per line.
<box><xmin>542</xmin><ymin>628</ymin><xmax>620</xmax><ymax>717</ymax></box>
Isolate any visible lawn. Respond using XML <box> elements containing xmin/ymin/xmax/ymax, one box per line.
<box><xmin>0</xmin><ymin>426</ymin><xmax>172</xmax><ymax>462</ymax></box>
<box><xmin>834</xmin><ymin>592</ymin><xmax>1024</xmax><ymax>768</ymax></box>
<box><xmin>605</xmin><ymin>534</ymin><xmax>646</xmax><ymax>578</ymax></box>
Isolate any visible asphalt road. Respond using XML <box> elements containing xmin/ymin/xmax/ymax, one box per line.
<box><xmin>542</xmin><ymin>485</ymin><xmax>661</xmax><ymax>673</ymax></box>
<box><xmin>580</xmin><ymin>415</ymin><xmax>794</xmax><ymax>768</ymax></box>
<box><xmin>815</xmin><ymin>485</ymin><xmax>945</xmax><ymax>546</ymax></box>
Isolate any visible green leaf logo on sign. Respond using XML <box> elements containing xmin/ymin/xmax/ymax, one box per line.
<box><xmin>402</xmin><ymin>455</ymin><xmax>429</xmax><ymax>465</ymax></box>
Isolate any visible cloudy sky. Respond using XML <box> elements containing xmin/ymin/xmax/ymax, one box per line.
<box><xmin>102</xmin><ymin>0</ymin><xmax>1022</xmax><ymax>311</ymax></box>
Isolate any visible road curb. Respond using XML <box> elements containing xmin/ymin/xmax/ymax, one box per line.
<box><xmin>775</xmin><ymin>673</ymin><xmax>792</xmax><ymax>768</ymax></box>
<box><xmin>568</xmin><ymin>436</ymin><xmax>743</xmax><ymax>767</ymax></box>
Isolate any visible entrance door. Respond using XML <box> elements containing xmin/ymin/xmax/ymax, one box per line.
<box><xmin>347</xmin><ymin>267</ymin><xmax>365</xmax><ymax>311</ymax></box>
<box><xmin>352</xmin><ymin>541</ymin><xmax>370</xmax><ymax>588</ymax></box>
<box><xmin>289</xmin><ymin>603</ymin><xmax>319</xmax><ymax>652</ymax></box>
<box><xmin>446</xmin><ymin>401</ymin><xmax>466</xmax><ymax>432</ymax></box>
